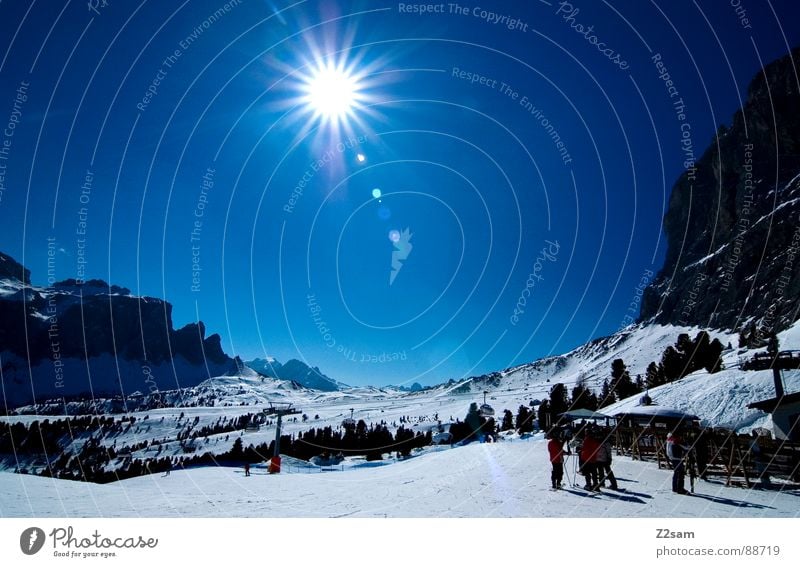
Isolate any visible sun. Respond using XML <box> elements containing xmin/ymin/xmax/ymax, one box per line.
<box><xmin>303</xmin><ymin>62</ymin><xmax>361</xmax><ymax>122</ymax></box>
<box><xmin>278</xmin><ymin>46</ymin><xmax>384</xmax><ymax>144</ymax></box>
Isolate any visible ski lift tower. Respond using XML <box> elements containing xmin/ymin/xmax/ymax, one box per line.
<box><xmin>744</xmin><ymin>336</ymin><xmax>800</xmax><ymax>441</ymax></box>
<box><xmin>263</xmin><ymin>401</ymin><xmax>301</xmax><ymax>473</ymax></box>
<box><xmin>342</xmin><ymin>408</ymin><xmax>356</xmax><ymax>427</ymax></box>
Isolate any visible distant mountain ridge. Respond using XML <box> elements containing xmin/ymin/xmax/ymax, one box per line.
<box><xmin>246</xmin><ymin>357</ymin><xmax>345</xmax><ymax>391</ymax></box>
<box><xmin>0</xmin><ymin>251</ymin><xmax>236</xmax><ymax>407</ymax></box>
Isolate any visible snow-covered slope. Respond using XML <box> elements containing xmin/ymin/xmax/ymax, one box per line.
<box><xmin>437</xmin><ymin>324</ymin><xmax>736</xmax><ymax>406</ymax></box>
<box><xmin>4</xmin><ymin>320</ymin><xmax>798</xmax><ymax>483</ymax></box>
<box><xmin>605</xmin><ymin>324</ymin><xmax>800</xmax><ymax>432</ymax></box>
<box><xmin>1</xmin><ymin>436</ymin><xmax>796</xmax><ymax>518</ymax></box>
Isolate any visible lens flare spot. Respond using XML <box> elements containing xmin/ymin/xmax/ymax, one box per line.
<box><xmin>371</xmin><ymin>188</ymin><xmax>382</xmax><ymax>199</ymax></box>
<box><xmin>389</xmin><ymin>229</ymin><xmax>400</xmax><ymax>243</ymax></box>
<box><xmin>357</xmin><ymin>153</ymin><xmax>366</xmax><ymax>163</ymax></box>
<box><xmin>378</xmin><ymin>206</ymin><xmax>391</xmax><ymax>220</ymax></box>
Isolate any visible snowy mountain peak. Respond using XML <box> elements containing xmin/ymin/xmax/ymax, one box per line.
<box><xmin>246</xmin><ymin>357</ymin><xmax>346</xmax><ymax>392</ymax></box>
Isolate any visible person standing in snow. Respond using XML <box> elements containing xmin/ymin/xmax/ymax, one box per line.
<box><xmin>548</xmin><ymin>432</ymin><xmax>565</xmax><ymax>489</ymax></box>
<box><xmin>580</xmin><ymin>428</ymin><xmax>601</xmax><ymax>491</ymax></box>
<box><xmin>689</xmin><ymin>425</ymin><xmax>709</xmax><ymax>481</ymax></box>
<box><xmin>561</xmin><ymin>425</ymin><xmax>573</xmax><ymax>455</ymax></box>
<box><xmin>595</xmin><ymin>436</ymin><xmax>618</xmax><ymax>490</ymax></box>
<box><xmin>666</xmin><ymin>430</ymin><xmax>689</xmax><ymax>494</ymax></box>
<box><xmin>749</xmin><ymin>430</ymin><xmax>771</xmax><ymax>487</ymax></box>
<box><xmin>244</xmin><ymin>463</ymin><xmax>251</xmax><ymax>477</ymax></box>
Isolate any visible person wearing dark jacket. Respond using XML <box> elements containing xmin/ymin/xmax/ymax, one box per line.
<box><xmin>548</xmin><ymin>433</ymin><xmax>565</xmax><ymax>489</ymax></box>
<box><xmin>666</xmin><ymin>431</ymin><xmax>689</xmax><ymax>494</ymax></box>
<box><xmin>690</xmin><ymin>425</ymin><xmax>709</xmax><ymax>481</ymax></box>
<box><xmin>580</xmin><ymin>430</ymin><xmax>601</xmax><ymax>491</ymax></box>
<box><xmin>561</xmin><ymin>425</ymin><xmax>573</xmax><ymax>455</ymax></box>
<box><xmin>595</xmin><ymin>438</ymin><xmax>618</xmax><ymax>490</ymax></box>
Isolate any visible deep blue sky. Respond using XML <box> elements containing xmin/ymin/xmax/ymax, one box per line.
<box><xmin>1</xmin><ymin>1</ymin><xmax>798</xmax><ymax>386</ymax></box>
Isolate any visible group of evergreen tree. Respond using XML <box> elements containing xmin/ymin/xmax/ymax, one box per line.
<box><xmin>644</xmin><ymin>331</ymin><xmax>724</xmax><ymax>389</ymax></box>
<box><xmin>738</xmin><ymin>321</ymin><xmax>775</xmax><ymax>349</ymax></box>
<box><xmin>24</xmin><ymin>417</ymin><xmax>435</xmax><ymax>483</ymax></box>
<box><xmin>213</xmin><ymin>420</ymin><xmax>433</xmax><ymax>465</ymax></box>
<box><xmin>570</xmin><ymin>379</ymin><xmax>599</xmax><ymax>411</ymax></box>
<box><xmin>533</xmin><ymin>333</ymin><xmax>723</xmax><ymax>413</ymax></box>
<box><xmin>0</xmin><ymin>415</ymin><xmax>132</xmax><ymax>456</ymax></box>
<box><xmin>538</xmin><ymin>380</ymin><xmax>600</xmax><ymax>424</ymax></box>
<box><xmin>449</xmin><ymin>403</ymin><xmax>497</xmax><ymax>443</ymax></box>
<box><xmin>597</xmin><ymin>359</ymin><xmax>645</xmax><ymax>408</ymax></box>
<box><xmin>536</xmin><ymin>383</ymin><xmax>564</xmax><ymax>428</ymax></box>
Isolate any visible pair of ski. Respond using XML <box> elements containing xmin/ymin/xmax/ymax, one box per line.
<box><xmin>550</xmin><ymin>484</ymin><xmax>624</xmax><ymax>494</ymax></box>
<box><xmin>575</xmin><ymin>485</ymin><xmax>622</xmax><ymax>492</ymax></box>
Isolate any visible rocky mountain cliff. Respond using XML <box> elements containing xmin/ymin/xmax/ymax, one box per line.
<box><xmin>0</xmin><ymin>252</ymin><xmax>236</xmax><ymax>407</ymax></box>
<box><xmin>640</xmin><ymin>47</ymin><xmax>800</xmax><ymax>338</ymax></box>
<box><xmin>0</xmin><ymin>252</ymin><xmax>30</xmax><ymax>284</ymax></box>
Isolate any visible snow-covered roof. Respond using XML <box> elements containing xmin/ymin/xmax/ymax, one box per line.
<box><xmin>614</xmin><ymin>405</ymin><xmax>699</xmax><ymax>420</ymax></box>
<box><xmin>558</xmin><ymin>408</ymin><xmax>614</xmax><ymax>420</ymax></box>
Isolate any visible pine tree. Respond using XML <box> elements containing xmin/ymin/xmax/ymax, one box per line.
<box><xmin>610</xmin><ymin>359</ymin><xmax>638</xmax><ymax>400</ymax></box>
<box><xmin>676</xmin><ymin>333</ymin><xmax>693</xmax><ymax>354</ymax></box>
<box><xmin>645</xmin><ymin>361</ymin><xmax>664</xmax><ymax>388</ymax></box>
<box><xmin>599</xmin><ymin>379</ymin><xmax>615</xmax><ymax>408</ymax></box>
<box><xmin>230</xmin><ymin>437</ymin><xmax>244</xmax><ymax>459</ymax></box>
<box><xmin>570</xmin><ymin>382</ymin><xmax>588</xmax><ymax>409</ymax></box>
<box><xmin>500</xmin><ymin>409</ymin><xmax>514</xmax><ymax>431</ymax></box>
<box><xmin>570</xmin><ymin>382</ymin><xmax>598</xmax><ymax>411</ymax></box>
<box><xmin>738</xmin><ymin>321</ymin><xmax>767</xmax><ymax>349</ymax></box>
<box><xmin>516</xmin><ymin>405</ymin><xmax>534</xmax><ymax>434</ymax></box>
<box><xmin>585</xmin><ymin>390</ymin><xmax>599</xmax><ymax>411</ymax></box>
<box><xmin>548</xmin><ymin>383</ymin><xmax>569</xmax><ymax>416</ymax></box>
<box><xmin>537</xmin><ymin>400</ymin><xmax>551</xmax><ymax>431</ymax></box>
<box><xmin>686</xmin><ymin>331</ymin><xmax>711</xmax><ymax>374</ymax></box>
<box><xmin>465</xmin><ymin>403</ymin><xmax>484</xmax><ymax>439</ymax></box>
<box><xmin>635</xmin><ymin>374</ymin><xmax>645</xmax><ymax>392</ymax></box>
<box><xmin>738</xmin><ymin>324</ymin><xmax>750</xmax><ymax>348</ymax></box>
<box><xmin>704</xmin><ymin>338</ymin><xmax>724</xmax><ymax>373</ymax></box>
<box><xmin>661</xmin><ymin>346</ymin><xmax>683</xmax><ymax>382</ymax></box>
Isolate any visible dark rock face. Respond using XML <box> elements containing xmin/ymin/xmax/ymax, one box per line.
<box><xmin>640</xmin><ymin>47</ymin><xmax>800</xmax><ymax>334</ymax></box>
<box><xmin>0</xmin><ymin>251</ymin><xmax>30</xmax><ymax>284</ymax></box>
<box><xmin>0</xmin><ymin>255</ymin><xmax>235</xmax><ymax>406</ymax></box>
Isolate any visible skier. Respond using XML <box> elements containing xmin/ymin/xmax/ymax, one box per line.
<box><xmin>749</xmin><ymin>430</ymin><xmax>771</xmax><ymax>487</ymax></box>
<box><xmin>595</xmin><ymin>436</ymin><xmax>618</xmax><ymax>490</ymax></box>
<box><xmin>666</xmin><ymin>430</ymin><xmax>689</xmax><ymax>494</ymax></box>
<box><xmin>548</xmin><ymin>431</ymin><xmax>565</xmax><ymax>489</ymax></box>
<box><xmin>690</xmin><ymin>425</ymin><xmax>709</xmax><ymax>481</ymax></box>
<box><xmin>580</xmin><ymin>428</ymin><xmax>601</xmax><ymax>491</ymax></box>
<box><xmin>244</xmin><ymin>463</ymin><xmax>251</xmax><ymax>477</ymax></box>
<box><xmin>561</xmin><ymin>425</ymin><xmax>573</xmax><ymax>455</ymax></box>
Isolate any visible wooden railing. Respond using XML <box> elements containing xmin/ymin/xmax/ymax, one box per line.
<box><xmin>607</xmin><ymin>426</ymin><xmax>800</xmax><ymax>487</ymax></box>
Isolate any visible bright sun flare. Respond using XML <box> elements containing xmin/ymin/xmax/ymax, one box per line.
<box><xmin>305</xmin><ymin>64</ymin><xmax>358</xmax><ymax>120</ymax></box>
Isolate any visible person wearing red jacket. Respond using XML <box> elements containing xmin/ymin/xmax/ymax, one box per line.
<box><xmin>580</xmin><ymin>430</ymin><xmax>601</xmax><ymax>491</ymax></box>
<box><xmin>547</xmin><ymin>433</ymin><xmax>565</xmax><ymax>490</ymax></box>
